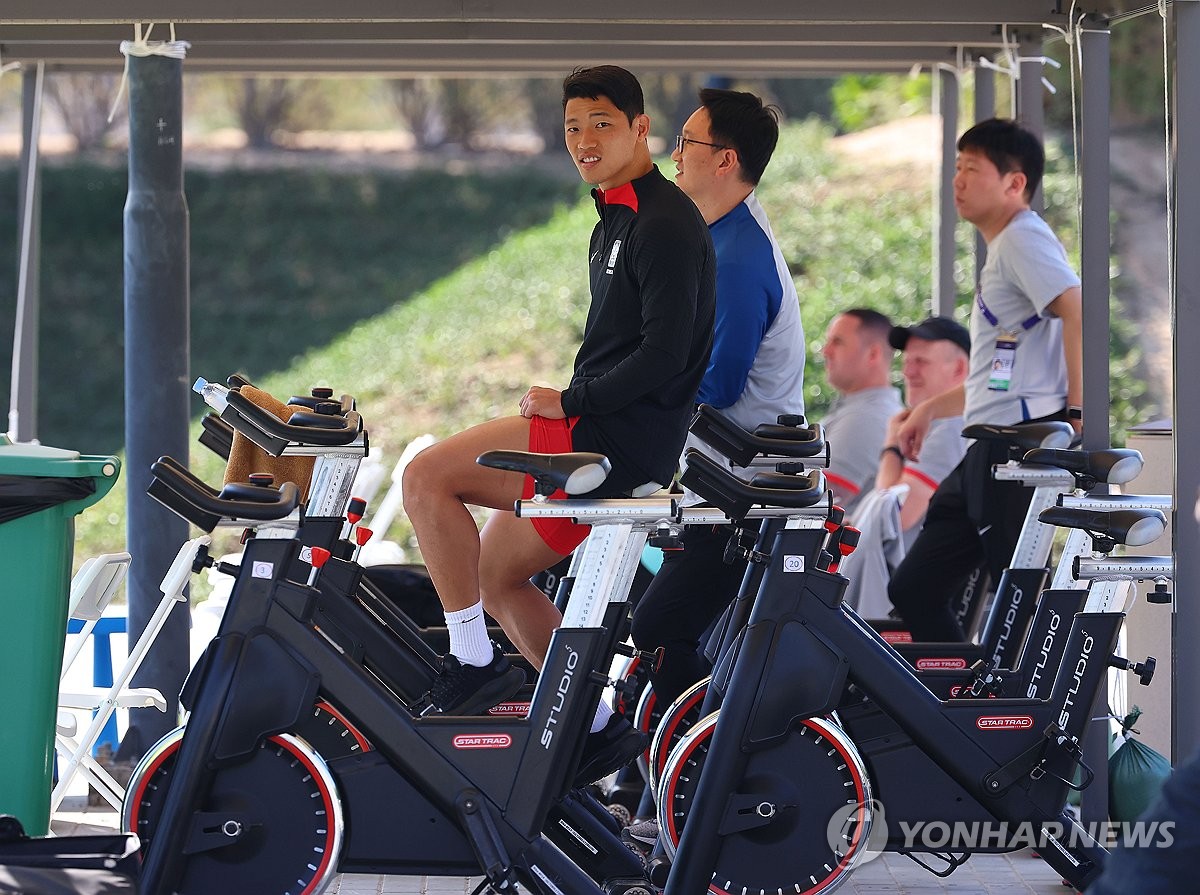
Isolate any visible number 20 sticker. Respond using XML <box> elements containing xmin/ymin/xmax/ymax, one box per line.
<box><xmin>783</xmin><ymin>555</ymin><xmax>805</xmax><ymax>573</ymax></box>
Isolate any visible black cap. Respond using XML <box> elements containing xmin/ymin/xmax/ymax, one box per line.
<box><xmin>889</xmin><ymin>316</ymin><xmax>970</xmax><ymax>355</ymax></box>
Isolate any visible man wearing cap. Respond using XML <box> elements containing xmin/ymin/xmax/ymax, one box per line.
<box><xmin>877</xmin><ymin>316</ymin><xmax>971</xmax><ymax>538</ymax></box>
<box><xmin>839</xmin><ymin>316</ymin><xmax>969</xmax><ymax>615</ymax></box>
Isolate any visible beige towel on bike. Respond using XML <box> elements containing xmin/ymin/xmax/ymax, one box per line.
<box><xmin>223</xmin><ymin>385</ymin><xmax>316</xmax><ymax>502</ymax></box>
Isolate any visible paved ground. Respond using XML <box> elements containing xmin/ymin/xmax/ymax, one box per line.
<box><xmin>53</xmin><ymin>801</ymin><xmax>1075</xmax><ymax>894</ymax></box>
<box><xmin>326</xmin><ymin>852</ymin><xmax>1072</xmax><ymax>895</ymax></box>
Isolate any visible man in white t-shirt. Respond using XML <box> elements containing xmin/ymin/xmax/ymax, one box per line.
<box><xmin>888</xmin><ymin>118</ymin><xmax>1082</xmax><ymax>642</ymax></box>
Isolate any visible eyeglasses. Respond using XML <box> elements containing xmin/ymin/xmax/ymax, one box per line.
<box><xmin>674</xmin><ymin>134</ymin><xmax>728</xmax><ymax>153</ymax></box>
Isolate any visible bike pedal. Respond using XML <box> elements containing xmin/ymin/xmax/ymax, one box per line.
<box><xmin>604</xmin><ymin>878</ymin><xmax>655</xmax><ymax>895</ymax></box>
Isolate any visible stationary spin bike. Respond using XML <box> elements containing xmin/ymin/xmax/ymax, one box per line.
<box><xmin>125</xmin><ymin>387</ymin><xmax>829</xmax><ymax>895</ymax></box>
<box><xmin>651</xmin><ymin>420</ymin><xmax>1166</xmax><ymax>894</ymax></box>
<box><xmin>641</xmin><ymin>412</ymin><xmax>1156</xmax><ymax>794</ymax></box>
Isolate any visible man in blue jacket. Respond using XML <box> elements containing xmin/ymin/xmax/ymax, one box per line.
<box><xmin>630</xmin><ymin>88</ymin><xmax>806</xmax><ymax>712</ymax></box>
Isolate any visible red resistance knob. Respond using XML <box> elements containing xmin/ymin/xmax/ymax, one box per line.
<box><xmin>347</xmin><ymin>497</ymin><xmax>367</xmax><ymax>525</ymax></box>
<box><xmin>309</xmin><ymin>546</ymin><xmax>332</xmax><ymax>569</ymax></box>
<box><xmin>354</xmin><ymin>526</ymin><xmax>373</xmax><ymax>547</ymax></box>
<box><xmin>838</xmin><ymin>527</ymin><xmax>861</xmax><ymax>556</ymax></box>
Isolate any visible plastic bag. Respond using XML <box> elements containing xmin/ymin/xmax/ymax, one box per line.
<box><xmin>1067</xmin><ymin>714</ymin><xmax>1120</xmax><ymax>807</ymax></box>
<box><xmin>1109</xmin><ymin>707</ymin><xmax>1173</xmax><ymax>824</ymax></box>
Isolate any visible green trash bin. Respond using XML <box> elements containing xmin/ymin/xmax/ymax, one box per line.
<box><xmin>0</xmin><ymin>435</ymin><xmax>120</xmax><ymax>836</ymax></box>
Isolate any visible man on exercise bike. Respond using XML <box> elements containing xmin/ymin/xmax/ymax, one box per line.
<box><xmin>888</xmin><ymin>118</ymin><xmax>1083</xmax><ymax>641</ymax></box>
<box><xmin>629</xmin><ymin>87</ymin><xmax>806</xmax><ymax>714</ymax></box>
<box><xmin>402</xmin><ymin>65</ymin><xmax>716</xmax><ymax>786</ymax></box>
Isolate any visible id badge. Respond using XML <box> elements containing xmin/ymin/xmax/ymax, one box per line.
<box><xmin>988</xmin><ymin>338</ymin><xmax>1017</xmax><ymax>391</ymax></box>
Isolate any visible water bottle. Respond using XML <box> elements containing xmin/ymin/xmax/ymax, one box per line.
<box><xmin>193</xmin><ymin>377</ymin><xmax>230</xmax><ymax>412</ymax></box>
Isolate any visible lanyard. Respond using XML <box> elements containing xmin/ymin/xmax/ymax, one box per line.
<box><xmin>976</xmin><ymin>288</ymin><xmax>1040</xmax><ymax>332</ymax></box>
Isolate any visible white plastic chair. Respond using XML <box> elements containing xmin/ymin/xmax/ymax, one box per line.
<box><xmin>58</xmin><ymin>553</ymin><xmax>130</xmax><ymax>683</ymax></box>
<box><xmin>52</xmin><ymin>538</ymin><xmax>209</xmax><ymax>812</ymax></box>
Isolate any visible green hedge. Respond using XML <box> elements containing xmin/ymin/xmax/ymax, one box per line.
<box><xmin>0</xmin><ymin>121</ymin><xmax>1155</xmax><ymax>568</ymax></box>
<box><xmin>0</xmin><ymin>161</ymin><xmax>580</xmax><ymax>454</ymax></box>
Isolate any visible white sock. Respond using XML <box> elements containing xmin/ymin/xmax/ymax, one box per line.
<box><xmin>591</xmin><ymin>700</ymin><xmax>615</xmax><ymax>734</ymax></box>
<box><xmin>444</xmin><ymin>601</ymin><xmax>493</xmax><ymax>667</ymax></box>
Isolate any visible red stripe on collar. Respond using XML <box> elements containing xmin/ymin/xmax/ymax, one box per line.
<box><xmin>598</xmin><ymin>181</ymin><xmax>638</xmax><ymax>212</ymax></box>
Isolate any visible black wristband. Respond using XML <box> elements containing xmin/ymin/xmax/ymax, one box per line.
<box><xmin>881</xmin><ymin>445</ymin><xmax>905</xmax><ymax>461</ymax></box>
<box><xmin>1067</xmin><ymin>406</ymin><xmax>1083</xmax><ymax>420</ymax></box>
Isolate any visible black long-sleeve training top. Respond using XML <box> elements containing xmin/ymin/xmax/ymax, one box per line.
<box><xmin>560</xmin><ymin>166</ymin><xmax>716</xmax><ymax>492</ymax></box>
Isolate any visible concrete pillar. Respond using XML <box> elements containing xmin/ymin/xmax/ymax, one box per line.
<box><xmin>1018</xmin><ymin>38</ymin><xmax>1046</xmax><ymax>213</ymax></box>
<box><xmin>933</xmin><ymin>68</ymin><xmax>958</xmax><ymax>318</ymax></box>
<box><xmin>973</xmin><ymin>63</ymin><xmax>995</xmax><ymax>281</ymax></box>
<box><xmin>122</xmin><ymin>48</ymin><xmax>191</xmax><ymax>757</ymax></box>
<box><xmin>1078</xmin><ymin>24</ymin><xmax>1111</xmax><ymax>452</ymax></box>
<box><xmin>1170</xmin><ymin>0</ymin><xmax>1200</xmax><ymax>763</ymax></box>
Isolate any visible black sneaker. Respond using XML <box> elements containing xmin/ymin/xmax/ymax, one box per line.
<box><xmin>620</xmin><ymin>818</ymin><xmax>660</xmax><ymax>856</ymax></box>
<box><xmin>574</xmin><ymin>714</ymin><xmax>648</xmax><ymax>788</ymax></box>
<box><xmin>424</xmin><ymin>645</ymin><xmax>526</xmax><ymax>715</ymax></box>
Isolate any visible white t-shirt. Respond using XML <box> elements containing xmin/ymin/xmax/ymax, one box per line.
<box><xmin>964</xmin><ymin>210</ymin><xmax>1080</xmax><ymax>427</ymax></box>
<box><xmin>679</xmin><ymin>194</ymin><xmax>806</xmax><ymax>506</ymax></box>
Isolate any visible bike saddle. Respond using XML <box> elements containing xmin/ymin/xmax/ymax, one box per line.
<box><xmin>477</xmin><ymin>449</ymin><xmax>611</xmax><ymax>496</ymax></box>
<box><xmin>1022</xmin><ymin>447</ymin><xmax>1143</xmax><ymax>486</ymax></box>
<box><xmin>962</xmin><ymin>420</ymin><xmax>1074</xmax><ymax>451</ymax></box>
<box><xmin>689</xmin><ymin>404</ymin><xmax>826</xmax><ymax>467</ymax></box>
<box><xmin>1038</xmin><ymin>505</ymin><xmax>1166</xmax><ymax>548</ymax></box>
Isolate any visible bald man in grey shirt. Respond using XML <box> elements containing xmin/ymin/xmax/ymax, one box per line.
<box><xmin>818</xmin><ymin>308</ymin><xmax>903</xmax><ymax>518</ymax></box>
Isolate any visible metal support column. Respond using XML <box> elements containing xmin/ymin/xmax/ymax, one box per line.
<box><xmin>1018</xmin><ymin>38</ymin><xmax>1046</xmax><ymax>212</ymax></box>
<box><xmin>8</xmin><ymin>63</ymin><xmax>44</xmax><ymax>443</ymax></box>
<box><xmin>1077</xmin><ymin>21</ymin><xmax>1113</xmax><ymax>828</ymax></box>
<box><xmin>1172</xmin><ymin>0</ymin><xmax>1200</xmax><ymax>764</ymax></box>
<box><xmin>1079</xmin><ymin>23</ymin><xmax>1111</xmax><ymax>452</ymax></box>
<box><xmin>933</xmin><ymin>68</ymin><xmax>958</xmax><ymax>318</ymax></box>
<box><xmin>973</xmin><ymin>63</ymin><xmax>995</xmax><ymax>281</ymax></box>
<box><xmin>123</xmin><ymin>47</ymin><xmax>191</xmax><ymax>756</ymax></box>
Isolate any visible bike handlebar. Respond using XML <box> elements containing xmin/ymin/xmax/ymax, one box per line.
<box><xmin>689</xmin><ymin>404</ymin><xmax>827</xmax><ymax>468</ymax></box>
<box><xmin>148</xmin><ymin>455</ymin><xmax>300</xmax><ymax>532</ymax></box>
<box><xmin>223</xmin><ymin>389</ymin><xmax>363</xmax><ymax>456</ymax></box>
<box><xmin>679</xmin><ymin>448</ymin><xmax>827</xmax><ymax>521</ymax></box>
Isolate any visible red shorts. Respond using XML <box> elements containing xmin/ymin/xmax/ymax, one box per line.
<box><xmin>522</xmin><ymin>415</ymin><xmax>592</xmax><ymax>555</ymax></box>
